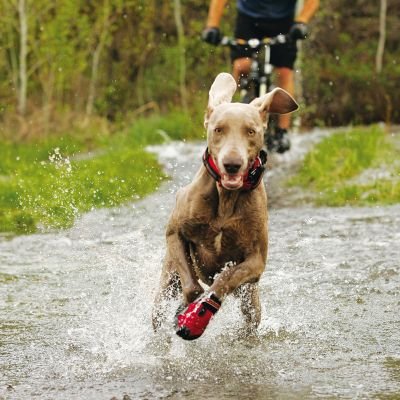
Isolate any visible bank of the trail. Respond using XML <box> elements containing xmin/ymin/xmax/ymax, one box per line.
<box><xmin>270</xmin><ymin>125</ymin><xmax>400</xmax><ymax>208</ymax></box>
<box><xmin>0</xmin><ymin>112</ymin><xmax>202</xmax><ymax>236</ymax></box>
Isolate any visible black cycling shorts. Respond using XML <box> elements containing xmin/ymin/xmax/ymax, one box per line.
<box><xmin>231</xmin><ymin>11</ymin><xmax>298</xmax><ymax>69</ymax></box>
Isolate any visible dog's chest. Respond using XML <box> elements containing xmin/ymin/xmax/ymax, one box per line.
<box><xmin>181</xmin><ymin>216</ymin><xmax>251</xmax><ymax>256</ymax></box>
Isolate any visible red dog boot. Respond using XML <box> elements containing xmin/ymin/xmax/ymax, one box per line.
<box><xmin>176</xmin><ymin>293</ymin><xmax>221</xmax><ymax>340</ymax></box>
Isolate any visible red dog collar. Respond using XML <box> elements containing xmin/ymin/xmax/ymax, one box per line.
<box><xmin>202</xmin><ymin>148</ymin><xmax>267</xmax><ymax>191</ymax></box>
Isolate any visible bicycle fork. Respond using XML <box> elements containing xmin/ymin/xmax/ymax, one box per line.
<box><xmin>260</xmin><ymin>44</ymin><xmax>273</xmax><ymax>96</ymax></box>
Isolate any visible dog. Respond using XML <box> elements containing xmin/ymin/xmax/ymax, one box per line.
<box><xmin>152</xmin><ymin>73</ymin><xmax>298</xmax><ymax>340</ymax></box>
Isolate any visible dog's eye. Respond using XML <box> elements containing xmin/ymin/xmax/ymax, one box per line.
<box><xmin>248</xmin><ymin>129</ymin><xmax>256</xmax><ymax>136</ymax></box>
<box><xmin>214</xmin><ymin>127</ymin><xmax>223</xmax><ymax>134</ymax></box>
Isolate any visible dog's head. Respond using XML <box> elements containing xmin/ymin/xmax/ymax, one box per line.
<box><xmin>204</xmin><ymin>73</ymin><xmax>298</xmax><ymax>190</ymax></box>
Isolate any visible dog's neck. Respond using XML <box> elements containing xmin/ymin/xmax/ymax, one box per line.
<box><xmin>216</xmin><ymin>185</ymin><xmax>241</xmax><ymax>219</ymax></box>
<box><xmin>197</xmin><ymin>166</ymin><xmax>247</xmax><ymax>220</ymax></box>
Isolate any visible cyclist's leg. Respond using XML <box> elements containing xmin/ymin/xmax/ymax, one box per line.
<box><xmin>231</xmin><ymin>11</ymin><xmax>261</xmax><ymax>85</ymax></box>
<box><xmin>233</xmin><ymin>57</ymin><xmax>251</xmax><ymax>84</ymax></box>
<box><xmin>269</xmin><ymin>35</ymin><xmax>297</xmax><ymax>152</ymax></box>
<box><xmin>275</xmin><ymin>67</ymin><xmax>294</xmax><ymax>130</ymax></box>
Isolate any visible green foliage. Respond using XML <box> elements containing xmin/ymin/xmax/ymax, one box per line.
<box><xmin>302</xmin><ymin>0</ymin><xmax>400</xmax><ymax>126</ymax></box>
<box><xmin>288</xmin><ymin>126</ymin><xmax>400</xmax><ymax>206</ymax></box>
<box><xmin>2</xmin><ymin>0</ymin><xmax>398</xmax><ymax>128</ymax></box>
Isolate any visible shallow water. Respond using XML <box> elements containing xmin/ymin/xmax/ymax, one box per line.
<box><xmin>1</xmin><ymin>132</ymin><xmax>399</xmax><ymax>399</ymax></box>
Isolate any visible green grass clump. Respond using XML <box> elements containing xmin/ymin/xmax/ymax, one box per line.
<box><xmin>0</xmin><ymin>111</ymin><xmax>204</xmax><ymax>234</ymax></box>
<box><xmin>0</xmin><ymin>138</ymin><xmax>164</xmax><ymax>234</ymax></box>
<box><xmin>288</xmin><ymin>125</ymin><xmax>400</xmax><ymax>206</ymax></box>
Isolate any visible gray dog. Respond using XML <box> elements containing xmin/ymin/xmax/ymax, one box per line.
<box><xmin>152</xmin><ymin>73</ymin><xmax>298</xmax><ymax>340</ymax></box>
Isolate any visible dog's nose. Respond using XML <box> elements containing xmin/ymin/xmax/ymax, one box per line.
<box><xmin>223</xmin><ymin>162</ymin><xmax>241</xmax><ymax>174</ymax></box>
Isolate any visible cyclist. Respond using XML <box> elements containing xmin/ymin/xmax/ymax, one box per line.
<box><xmin>202</xmin><ymin>0</ymin><xmax>319</xmax><ymax>153</ymax></box>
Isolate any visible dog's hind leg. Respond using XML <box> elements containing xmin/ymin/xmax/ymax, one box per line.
<box><xmin>236</xmin><ymin>283</ymin><xmax>261</xmax><ymax>333</ymax></box>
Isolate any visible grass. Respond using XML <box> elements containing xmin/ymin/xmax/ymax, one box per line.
<box><xmin>0</xmin><ymin>111</ymin><xmax>204</xmax><ymax>234</ymax></box>
<box><xmin>288</xmin><ymin>125</ymin><xmax>400</xmax><ymax>206</ymax></box>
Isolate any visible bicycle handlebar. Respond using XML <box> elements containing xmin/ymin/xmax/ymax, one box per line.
<box><xmin>220</xmin><ymin>34</ymin><xmax>290</xmax><ymax>48</ymax></box>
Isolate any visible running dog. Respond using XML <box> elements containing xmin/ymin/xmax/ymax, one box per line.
<box><xmin>152</xmin><ymin>73</ymin><xmax>298</xmax><ymax>340</ymax></box>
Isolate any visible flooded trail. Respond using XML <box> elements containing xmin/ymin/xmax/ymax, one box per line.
<box><xmin>1</xmin><ymin>131</ymin><xmax>399</xmax><ymax>399</ymax></box>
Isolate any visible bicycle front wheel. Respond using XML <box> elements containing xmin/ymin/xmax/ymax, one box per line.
<box><xmin>240</xmin><ymin>79</ymin><xmax>259</xmax><ymax>104</ymax></box>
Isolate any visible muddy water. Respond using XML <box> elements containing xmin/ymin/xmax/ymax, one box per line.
<box><xmin>1</xmin><ymin>131</ymin><xmax>399</xmax><ymax>399</ymax></box>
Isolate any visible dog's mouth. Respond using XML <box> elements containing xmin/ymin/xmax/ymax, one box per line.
<box><xmin>220</xmin><ymin>173</ymin><xmax>244</xmax><ymax>190</ymax></box>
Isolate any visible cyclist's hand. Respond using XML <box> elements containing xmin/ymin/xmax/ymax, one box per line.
<box><xmin>202</xmin><ymin>27</ymin><xmax>221</xmax><ymax>46</ymax></box>
<box><xmin>289</xmin><ymin>22</ymin><xmax>308</xmax><ymax>40</ymax></box>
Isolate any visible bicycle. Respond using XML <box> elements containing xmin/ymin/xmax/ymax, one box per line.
<box><xmin>220</xmin><ymin>34</ymin><xmax>294</xmax><ymax>153</ymax></box>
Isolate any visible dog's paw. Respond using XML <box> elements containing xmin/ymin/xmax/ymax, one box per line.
<box><xmin>175</xmin><ymin>293</ymin><xmax>221</xmax><ymax>340</ymax></box>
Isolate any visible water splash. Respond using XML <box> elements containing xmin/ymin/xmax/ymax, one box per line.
<box><xmin>48</xmin><ymin>147</ymin><xmax>72</xmax><ymax>174</ymax></box>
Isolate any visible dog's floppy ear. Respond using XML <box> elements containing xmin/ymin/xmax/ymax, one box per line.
<box><xmin>250</xmin><ymin>87</ymin><xmax>298</xmax><ymax>122</ymax></box>
<box><xmin>205</xmin><ymin>73</ymin><xmax>237</xmax><ymax>127</ymax></box>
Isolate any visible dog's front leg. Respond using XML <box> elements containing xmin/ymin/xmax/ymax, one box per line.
<box><xmin>166</xmin><ymin>229</ymin><xmax>204</xmax><ymax>304</ymax></box>
<box><xmin>175</xmin><ymin>252</ymin><xmax>265</xmax><ymax>340</ymax></box>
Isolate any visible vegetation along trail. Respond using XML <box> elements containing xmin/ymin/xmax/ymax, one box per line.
<box><xmin>1</xmin><ymin>132</ymin><xmax>399</xmax><ymax>399</ymax></box>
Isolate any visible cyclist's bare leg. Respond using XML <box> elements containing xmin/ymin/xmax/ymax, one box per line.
<box><xmin>275</xmin><ymin>67</ymin><xmax>294</xmax><ymax>129</ymax></box>
<box><xmin>233</xmin><ymin>57</ymin><xmax>251</xmax><ymax>85</ymax></box>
